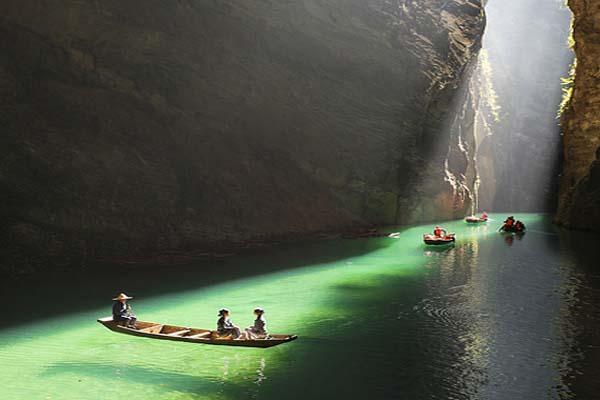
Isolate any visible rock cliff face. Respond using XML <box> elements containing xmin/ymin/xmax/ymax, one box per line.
<box><xmin>556</xmin><ymin>0</ymin><xmax>600</xmax><ymax>230</ymax></box>
<box><xmin>0</xmin><ymin>0</ymin><xmax>484</xmax><ymax>274</ymax></box>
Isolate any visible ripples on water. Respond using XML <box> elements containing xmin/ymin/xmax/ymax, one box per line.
<box><xmin>0</xmin><ymin>214</ymin><xmax>598</xmax><ymax>400</ymax></box>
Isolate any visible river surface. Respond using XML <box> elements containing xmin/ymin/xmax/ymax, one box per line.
<box><xmin>1</xmin><ymin>214</ymin><xmax>599</xmax><ymax>400</ymax></box>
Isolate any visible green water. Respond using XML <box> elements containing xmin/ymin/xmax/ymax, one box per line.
<box><xmin>1</xmin><ymin>214</ymin><xmax>599</xmax><ymax>399</ymax></box>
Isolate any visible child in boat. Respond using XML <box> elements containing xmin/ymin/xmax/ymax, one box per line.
<box><xmin>217</xmin><ymin>308</ymin><xmax>243</xmax><ymax>339</ymax></box>
<box><xmin>112</xmin><ymin>293</ymin><xmax>137</xmax><ymax>328</ymax></box>
<box><xmin>245</xmin><ymin>307</ymin><xmax>268</xmax><ymax>339</ymax></box>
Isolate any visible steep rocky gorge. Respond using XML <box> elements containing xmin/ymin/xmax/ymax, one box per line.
<box><xmin>0</xmin><ymin>0</ymin><xmax>485</xmax><ymax>275</ymax></box>
<box><xmin>467</xmin><ymin>0</ymin><xmax>573</xmax><ymax>214</ymax></box>
<box><xmin>557</xmin><ymin>0</ymin><xmax>600</xmax><ymax>230</ymax></box>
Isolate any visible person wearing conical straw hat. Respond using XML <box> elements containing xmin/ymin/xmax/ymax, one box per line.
<box><xmin>112</xmin><ymin>293</ymin><xmax>137</xmax><ymax>328</ymax></box>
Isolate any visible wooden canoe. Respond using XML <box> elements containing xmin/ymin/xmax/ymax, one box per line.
<box><xmin>97</xmin><ymin>317</ymin><xmax>297</xmax><ymax>348</ymax></box>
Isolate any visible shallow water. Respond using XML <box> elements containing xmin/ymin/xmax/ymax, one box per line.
<box><xmin>1</xmin><ymin>214</ymin><xmax>599</xmax><ymax>400</ymax></box>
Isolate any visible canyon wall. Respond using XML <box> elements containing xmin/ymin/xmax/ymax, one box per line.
<box><xmin>556</xmin><ymin>0</ymin><xmax>600</xmax><ymax>230</ymax></box>
<box><xmin>0</xmin><ymin>0</ymin><xmax>485</xmax><ymax>274</ymax></box>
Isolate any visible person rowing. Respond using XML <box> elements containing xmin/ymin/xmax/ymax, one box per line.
<box><xmin>216</xmin><ymin>308</ymin><xmax>244</xmax><ymax>339</ymax></box>
<box><xmin>112</xmin><ymin>293</ymin><xmax>137</xmax><ymax>328</ymax></box>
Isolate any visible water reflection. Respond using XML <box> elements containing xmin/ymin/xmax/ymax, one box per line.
<box><xmin>254</xmin><ymin>357</ymin><xmax>266</xmax><ymax>386</ymax></box>
<box><xmin>554</xmin><ymin>229</ymin><xmax>600</xmax><ymax>399</ymax></box>
<box><xmin>417</xmin><ymin>237</ymin><xmax>491</xmax><ymax>398</ymax></box>
<box><xmin>423</xmin><ymin>245</ymin><xmax>455</xmax><ymax>257</ymax></box>
<box><xmin>502</xmin><ymin>233</ymin><xmax>525</xmax><ymax>247</ymax></box>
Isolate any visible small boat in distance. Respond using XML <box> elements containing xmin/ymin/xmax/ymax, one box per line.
<box><xmin>423</xmin><ymin>233</ymin><xmax>456</xmax><ymax>245</ymax></box>
<box><xmin>465</xmin><ymin>216</ymin><xmax>487</xmax><ymax>224</ymax></box>
<box><xmin>499</xmin><ymin>216</ymin><xmax>526</xmax><ymax>234</ymax></box>
<box><xmin>97</xmin><ymin>317</ymin><xmax>297</xmax><ymax>348</ymax></box>
<box><xmin>465</xmin><ymin>212</ymin><xmax>488</xmax><ymax>224</ymax></box>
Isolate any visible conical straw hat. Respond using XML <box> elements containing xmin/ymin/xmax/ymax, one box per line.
<box><xmin>112</xmin><ymin>293</ymin><xmax>133</xmax><ymax>301</ymax></box>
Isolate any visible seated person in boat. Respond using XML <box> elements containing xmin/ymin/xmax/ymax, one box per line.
<box><xmin>514</xmin><ymin>220</ymin><xmax>525</xmax><ymax>232</ymax></box>
<box><xmin>481</xmin><ymin>212</ymin><xmax>488</xmax><ymax>220</ymax></box>
<box><xmin>503</xmin><ymin>216</ymin><xmax>515</xmax><ymax>229</ymax></box>
<box><xmin>217</xmin><ymin>308</ymin><xmax>243</xmax><ymax>339</ymax></box>
<box><xmin>433</xmin><ymin>226</ymin><xmax>446</xmax><ymax>238</ymax></box>
<box><xmin>112</xmin><ymin>293</ymin><xmax>137</xmax><ymax>328</ymax></box>
<box><xmin>245</xmin><ymin>307</ymin><xmax>268</xmax><ymax>339</ymax></box>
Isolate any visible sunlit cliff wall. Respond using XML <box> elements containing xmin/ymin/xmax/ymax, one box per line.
<box><xmin>0</xmin><ymin>0</ymin><xmax>484</xmax><ymax>274</ymax></box>
<box><xmin>556</xmin><ymin>0</ymin><xmax>600</xmax><ymax>231</ymax></box>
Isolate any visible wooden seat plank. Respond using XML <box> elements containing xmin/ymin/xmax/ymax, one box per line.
<box><xmin>186</xmin><ymin>332</ymin><xmax>211</xmax><ymax>339</ymax></box>
<box><xmin>166</xmin><ymin>329</ymin><xmax>191</xmax><ymax>337</ymax></box>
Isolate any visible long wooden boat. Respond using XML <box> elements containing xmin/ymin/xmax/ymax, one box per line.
<box><xmin>97</xmin><ymin>317</ymin><xmax>297</xmax><ymax>348</ymax></box>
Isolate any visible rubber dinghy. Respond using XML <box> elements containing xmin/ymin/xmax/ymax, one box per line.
<box><xmin>98</xmin><ymin>317</ymin><xmax>297</xmax><ymax>348</ymax></box>
<box><xmin>499</xmin><ymin>226</ymin><xmax>526</xmax><ymax>234</ymax></box>
<box><xmin>465</xmin><ymin>216</ymin><xmax>487</xmax><ymax>224</ymax></box>
<box><xmin>423</xmin><ymin>233</ymin><xmax>456</xmax><ymax>245</ymax></box>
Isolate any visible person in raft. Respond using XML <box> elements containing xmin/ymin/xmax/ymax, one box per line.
<box><xmin>217</xmin><ymin>308</ymin><xmax>243</xmax><ymax>339</ymax></box>
<box><xmin>112</xmin><ymin>293</ymin><xmax>137</xmax><ymax>328</ymax></box>
<box><xmin>514</xmin><ymin>220</ymin><xmax>526</xmax><ymax>232</ymax></box>
<box><xmin>481</xmin><ymin>211</ymin><xmax>488</xmax><ymax>220</ymax></box>
<box><xmin>503</xmin><ymin>216</ymin><xmax>515</xmax><ymax>229</ymax></box>
<box><xmin>245</xmin><ymin>307</ymin><xmax>268</xmax><ymax>339</ymax></box>
<box><xmin>433</xmin><ymin>226</ymin><xmax>447</xmax><ymax>238</ymax></box>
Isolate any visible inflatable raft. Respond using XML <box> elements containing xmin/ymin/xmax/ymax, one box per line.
<box><xmin>423</xmin><ymin>233</ymin><xmax>456</xmax><ymax>245</ymax></box>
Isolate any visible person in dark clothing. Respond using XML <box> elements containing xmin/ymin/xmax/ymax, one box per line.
<box><xmin>245</xmin><ymin>307</ymin><xmax>268</xmax><ymax>339</ymax></box>
<box><xmin>112</xmin><ymin>293</ymin><xmax>137</xmax><ymax>328</ymax></box>
<box><xmin>216</xmin><ymin>308</ymin><xmax>243</xmax><ymax>339</ymax></box>
<box><xmin>514</xmin><ymin>220</ymin><xmax>526</xmax><ymax>232</ymax></box>
<box><xmin>501</xmin><ymin>216</ymin><xmax>516</xmax><ymax>232</ymax></box>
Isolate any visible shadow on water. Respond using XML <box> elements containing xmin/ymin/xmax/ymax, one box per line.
<box><xmin>554</xmin><ymin>228</ymin><xmax>600</xmax><ymax>398</ymax></box>
<box><xmin>40</xmin><ymin>361</ymin><xmax>243</xmax><ymax>397</ymax></box>
<box><xmin>0</xmin><ymin>236</ymin><xmax>392</xmax><ymax>329</ymax></box>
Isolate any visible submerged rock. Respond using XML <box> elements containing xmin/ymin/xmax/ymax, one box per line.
<box><xmin>0</xmin><ymin>0</ymin><xmax>485</xmax><ymax>274</ymax></box>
